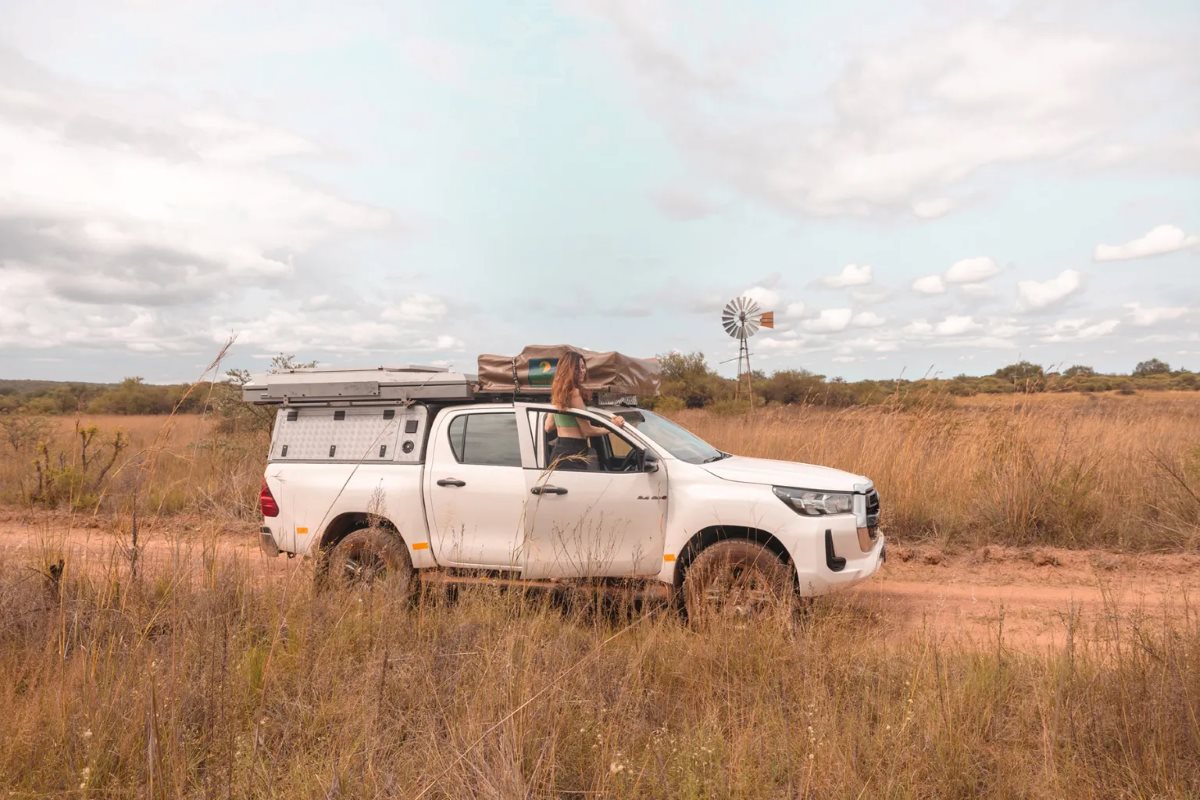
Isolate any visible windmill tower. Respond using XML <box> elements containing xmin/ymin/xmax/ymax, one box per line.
<box><xmin>721</xmin><ymin>296</ymin><xmax>774</xmax><ymax>404</ymax></box>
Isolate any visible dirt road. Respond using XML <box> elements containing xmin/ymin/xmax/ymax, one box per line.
<box><xmin>3</xmin><ymin>510</ymin><xmax>1196</xmax><ymax>649</ymax></box>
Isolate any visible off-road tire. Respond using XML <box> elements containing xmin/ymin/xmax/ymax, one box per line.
<box><xmin>682</xmin><ymin>540</ymin><xmax>795</xmax><ymax>624</ymax></box>
<box><xmin>321</xmin><ymin>527</ymin><xmax>415</xmax><ymax>597</ymax></box>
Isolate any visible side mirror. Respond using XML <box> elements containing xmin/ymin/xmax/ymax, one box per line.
<box><xmin>642</xmin><ymin>450</ymin><xmax>660</xmax><ymax>473</ymax></box>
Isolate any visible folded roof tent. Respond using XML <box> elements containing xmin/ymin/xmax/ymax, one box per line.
<box><xmin>240</xmin><ymin>346</ymin><xmax>660</xmax><ymax>406</ymax></box>
<box><xmin>241</xmin><ymin>366</ymin><xmax>476</xmax><ymax>405</ymax></box>
<box><xmin>477</xmin><ymin>345</ymin><xmax>660</xmax><ymax>400</ymax></box>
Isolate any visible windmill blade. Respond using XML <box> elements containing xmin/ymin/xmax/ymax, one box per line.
<box><xmin>721</xmin><ymin>302</ymin><xmax>741</xmax><ymax>337</ymax></box>
<box><xmin>722</xmin><ymin>297</ymin><xmax>751</xmax><ymax>338</ymax></box>
<box><xmin>720</xmin><ymin>295</ymin><xmax>770</xmax><ymax>339</ymax></box>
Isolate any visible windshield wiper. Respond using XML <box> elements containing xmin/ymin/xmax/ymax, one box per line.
<box><xmin>701</xmin><ymin>452</ymin><xmax>730</xmax><ymax>463</ymax></box>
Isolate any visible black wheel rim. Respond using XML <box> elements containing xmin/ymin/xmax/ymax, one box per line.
<box><xmin>697</xmin><ymin>563</ymin><xmax>783</xmax><ymax>620</ymax></box>
<box><xmin>342</xmin><ymin>549</ymin><xmax>387</xmax><ymax>585</ymax></box>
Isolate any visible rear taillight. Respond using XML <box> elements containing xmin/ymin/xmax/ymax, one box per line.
<box><xmin>259</xmin><ymin>479</ymin><xmax>279</xmax><ymax>517</ymax></box>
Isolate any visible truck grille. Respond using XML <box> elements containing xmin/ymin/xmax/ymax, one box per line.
<box><xmin>866</xmin><ymin>490</ymin><xmax>881</xmax><ymax>534</ymax></box>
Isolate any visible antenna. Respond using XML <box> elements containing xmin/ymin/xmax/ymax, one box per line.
<box><xmin>721</xmin><ymin>296</ymin><xmax>774</xmax><ymax>404</ymax></box>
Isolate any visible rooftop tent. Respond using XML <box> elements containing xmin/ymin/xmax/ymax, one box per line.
<box><xmin>477</xmin><ymin>345</ymin><xmax>660</xmax><ymax>398</ymax></box>
<box><xmin>241</xmin><ymin>366</ymin><xmax>476</xmax><ymax>405</ymax></box>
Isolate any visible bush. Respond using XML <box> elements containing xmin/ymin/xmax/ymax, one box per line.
<box><xmin>29</xmin><ymin>422</ymin><xmax>127</xmax><ymax>510</ymax></box>
<box><xmin>1134</xmin><ymin>358</ymin><xmax>1170</xmax><ymax>377</ymax></box>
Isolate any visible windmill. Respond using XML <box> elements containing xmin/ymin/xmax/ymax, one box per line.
<box><xmin>721</xmin><ymin>296</ymin><xmax>774</xmax><ymax>403</ymax></box>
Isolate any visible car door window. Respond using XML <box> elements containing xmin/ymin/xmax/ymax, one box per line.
<box><xmin>532</xmin><ymin>410</ymin><xmax>639</xmax><ymax>472</ymax></box>
<box><xmin>447</xmin><ymin>413</ymin><xmax>522</xmax><ymax>467</ymax></box>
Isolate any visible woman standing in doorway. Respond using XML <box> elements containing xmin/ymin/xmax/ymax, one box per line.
<box><xmin>547</xmin><ymin>350</ymin><xmax>624</xmax><ymax>470</ymax></box>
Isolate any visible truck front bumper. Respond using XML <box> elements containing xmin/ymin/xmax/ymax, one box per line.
<box><xmin>793</xmin><ymin>526</ymin><xmax>885</xmax><ymax>596</ymax></box>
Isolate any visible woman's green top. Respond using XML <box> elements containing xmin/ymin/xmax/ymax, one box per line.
<box><xmin>553</xmin><ymin>413</ymin><xmax>580</xmax><ymax>429</ymax></box>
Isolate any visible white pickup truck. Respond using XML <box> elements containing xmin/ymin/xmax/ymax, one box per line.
<box><xmin>246</xmin><ymin>366</ymin><xmax>884</xmax><ymax>619</ymax></box>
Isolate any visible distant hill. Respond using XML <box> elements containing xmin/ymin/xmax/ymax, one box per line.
<box><xmin>0</xmin><ymin>379</ymin><xmax>118</xmax><ymax>396</ymax></box>
<box><xmin>0</xmin><ymin>377</ymin><xmax>207</xmax><ymax>415</ymax></box>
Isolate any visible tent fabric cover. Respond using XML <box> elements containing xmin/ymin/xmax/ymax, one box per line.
<box><xmin>477</xmin><ymin>345</ymin><xmax>660</xmax><ymax>397</ymax></box>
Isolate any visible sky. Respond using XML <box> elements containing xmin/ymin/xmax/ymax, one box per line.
<box><xmin>0</xmin><ymin>0</ymin><xmax>1197</xmax><ymax>384</ymax></box>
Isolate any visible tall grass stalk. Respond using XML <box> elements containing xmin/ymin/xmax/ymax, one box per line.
<box><xmin>1</xmin><ymin>541</ymin><xmax>1196</xmax><ymax>798</ymax></box>
<box><xmin>679</xmin><ymin>392</ymin><xmax>1200</xmax><ymax>550</ymax></box>
<box><xmin>2</xmin><ymin>391</ymin><xmax>1197</xmax><ymax>550</ymax></box>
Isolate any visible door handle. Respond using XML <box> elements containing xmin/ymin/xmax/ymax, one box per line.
<box><xmin>531</xmin><ymin>485</ymin><xmax>567</xmax><ymax>496</ymax></box>
<box><xmin>436</xmin><ymin>478</ymin><xmax>466</xmax><ymax>487</ymax></box>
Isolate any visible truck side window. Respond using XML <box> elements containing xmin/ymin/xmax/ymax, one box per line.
<box><xmin>536</xmin><ymin>411</ymin><xmax>639</xmax><ymax>472</ymax></box>
<box><xmin>447</xmin><ymin>413</ymin><xmax>522</xmax><ymax>467</ymax></box>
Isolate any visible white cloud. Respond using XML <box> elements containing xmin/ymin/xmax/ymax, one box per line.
<box><xmin>851</xmin><ymin>311</ymin><xmax>886</xmax><ymax>328</ymax></box>
<box><xmin>946</xmin><ymin>257</ymin><xmax>1000</xmax><ymax>283</ymax></box>
<box><xmin>1094</xmin><ymin>224</ymin><xmax>1199</xmax><ymax>261</ymax></box>
<box><xmin>990</xmin><ymin>322</ymin><xmax>1027</xmax><ymax>338</ymax></box>
<box><xmin>784</xmin><ymin>302</ymin><xmax>806</xmax><ymax>318</ymax></box>
<box><xmin>1041</xmin><ymin>318</ymin><xmax>1120</xmax><ymax>342</ymax></box>
<box><xmin>958</xmin><ymin>282</ymin><xmax>994</xmax><ymax>297</ymax></box>
<box><xmin>934</xmin><ymin>315</ymin><xmax>981</xmax><ymax>336</ymax></box>
<box><xmin>1125</xmin><ymin>302</ymin><xmax>1189</xmax><ymax>326</ymax></box>
<box><xmin>912</xmin><ymin>275</ymin><xmax>946</xmax><ymax>295</ymax></box>
<box><xmin>904</xmin><ymin>320</ymin><xmax>934</xmax><ymax>335</ymax></box>
<box><xmin>912</xmin><ymin>198</ymin><xmax>954</xmax><ymax>219</ymax></box>
<box><xmin>850</xmin><ymin>287</ymin><xmax>889</xmax><ymax>305</ymax></box>
<box><xmin>822</xmin><ymin>264</ymin><xmax>872</xmax><ymax>288</ymax></box>
<box><xmin>583</xmin><ymin>11</ymin><xmax>1181</xmax><ymax>215</ymax></box>
<box><xmin>955</xmin><ymin>336</ymin><xmax>1019</xmax><ymax>350</ymax></box>
<box><xmin>0</xmin><ymin>47</ymin><xmax>390</xmax><ymax>339</ymax></box>
<box><xmin>1018</xmin><ymin>269</ymin><xmax>1084</xmax><ymax>310</ymax></box>
<box><xmin>742</xmin><ymin>285</ymin><xmax>781</xmax><ymax>308</ymax></box>
<box><xmin>802</xmin><ymin>308</ymin><xmax>853</xmax><ymax>333</ymax></box>
<box><xmin>382</xmin><ymin>293</ymin><xmax>450</xmax><ymax>324</ymax></box>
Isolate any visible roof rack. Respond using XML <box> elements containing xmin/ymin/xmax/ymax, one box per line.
<box><xmin>241</xmin><ymin>366</ymin><xmax>476</xmax><ymax>405</ymax></box>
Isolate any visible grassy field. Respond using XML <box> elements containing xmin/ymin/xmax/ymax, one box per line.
<box><xmin>678</xmin><ymin>392</ymin><xmax>1200</xmax><ymax>551</ymax></box>
<box><xmin>1</xmin><ymin>549</ymin><xmax>1196</xmax><ymax>799</ymax></box>
<box><xmin>0</xmin><ymin>412</ymin><xmax>267</xmax><ymax>520</ymax></box>
<box><xmin>2</xmin><ymin>394</ymin><xmax>1199</xmax><ymax>797</ymax></box>
<box><xmin>2</xmin><ymin>391</ymin><xmax>1198</xmax><ymax>551</ymax></box>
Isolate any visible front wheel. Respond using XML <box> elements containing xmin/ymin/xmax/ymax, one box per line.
<box><xmin>321</xmin><ymin>527</ymin><xmax>415</xmax><ymax>597</ymax></box>
<box><xmin>682</xmin><ymin>540</ymin><xmax>795</xmax><ymax>624</ymax></box>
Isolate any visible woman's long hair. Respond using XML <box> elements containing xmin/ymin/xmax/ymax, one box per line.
<box><xmin>551</xmin><ymin>351</ymin><xmax>585</xmax><ymax>410</ymax></box>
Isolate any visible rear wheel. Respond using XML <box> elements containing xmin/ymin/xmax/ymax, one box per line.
<box><xmin>322</xmin><ymin>527</ymin><xmax>415</xmax><ymax>596</ymax></box>
<box><xmin>682</xmin><ymin>540</ymin><xmax>794</xmax><ymax>624</ymax></box>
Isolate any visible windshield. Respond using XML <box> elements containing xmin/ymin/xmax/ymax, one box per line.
<box><xmin>619</xmin><ymin>409</ymin><xmax>725</xmax><ymax>464</ymax></box>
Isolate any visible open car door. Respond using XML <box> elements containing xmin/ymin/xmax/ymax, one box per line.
<box><xmin>514</xmin><ymin>403</ymin><xmax>668</xmax><ymax>579</ymax></box>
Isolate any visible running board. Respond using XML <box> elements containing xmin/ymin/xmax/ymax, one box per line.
<box><xmin>418</xmin><ymin>570</ymin><xmax>672</xmax><ymax>601</ymax></box>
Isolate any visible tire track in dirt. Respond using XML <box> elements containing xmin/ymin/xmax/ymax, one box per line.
<box><xmin>3</xmin><ymin>511</ymin><xmax>1196</xmax><ymax>649</ymax></box>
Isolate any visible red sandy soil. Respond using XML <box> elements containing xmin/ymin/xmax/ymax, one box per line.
<box><xmin>3</xmin><ymin>509</ymin><xmax>1197</xmax><ymax>649</ymax></box>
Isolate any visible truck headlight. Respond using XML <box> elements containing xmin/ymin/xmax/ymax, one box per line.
<box><xmin>772</xmin><ymin>486</ymin><xmax>854</xmax><ymax>516</ymax></box>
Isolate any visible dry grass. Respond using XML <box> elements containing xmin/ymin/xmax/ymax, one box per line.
<box><xmin>0</xmin><ymin>542</ymin><xmax>1196</xmax><ymax>799</ymax></box>
<box><xmin>3</xmin><ymin>394</ymin><xmax>1199</xmax><ymax>797</ymax></box>
<box><xmin>679</xmin><ymin>392</ymin><xmax>1200</xmax><ymax>551</ymax></box>
<box><xmin>0</xmin><ymin>413</ymin><xmax>266</xmax><ymax>520</ymax></box>
<box><xmin>2</xmin><ymin>391</ymin><xmax>1198</xmax><ymax>551</ymax></box>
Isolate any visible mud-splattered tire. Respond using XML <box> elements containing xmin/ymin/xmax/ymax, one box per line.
<box><xmin>682</xmin><ymin>540</ymin><xmax>795</xmax><ymax>624</ymax></box>
<box><xmin>322</xmin><ymin>527</ymin><xmax>415</xmax><ymax>597</ymax></box>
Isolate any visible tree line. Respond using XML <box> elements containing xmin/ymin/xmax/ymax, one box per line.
<box><xmin>648</xmin><ymin>353</ymin><xmax>1199</xmax><ymax>411</ymax></box>
<box><xmin>1</xmin><ymin>355</ymin><xmax>1195</xmax><ymax>416</ymax></box>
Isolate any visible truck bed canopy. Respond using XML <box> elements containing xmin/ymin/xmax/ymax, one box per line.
<box><xmin>477</xmin><ymin>345</ymin><xmax>660</xmax><ymax>399</ymax></box>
